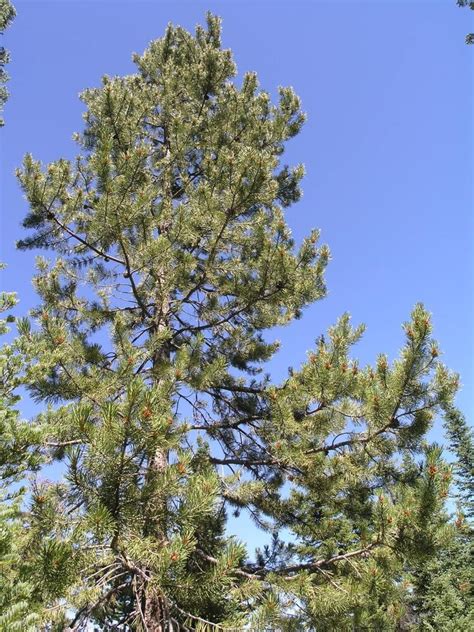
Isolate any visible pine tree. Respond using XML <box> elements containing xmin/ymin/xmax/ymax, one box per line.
<box><xmin>11</xmin><ymin>13</ymin><xmax>464</xmax><ymax>630</ymax></box>
<box><xmin>1</xmin><ymin>5</ymin><xmax>37</xmax><ymax>624</ymax></box>
<box><xmin>409</xmin><ymin>409</ymin><xmax>474</xmax><ymax>630</ymax></box>
<box><xmin>443</xmin><ymin>407</ymin><xmax>474</xmax><ymax>518</ymax></box>
<box><xmin>0</xmin><ymin>270</ymin><xmax>42</xmax><ymax>630</ymax></box>
<box><xmin>0</xmin><ymin>0</ymin><xmax>15</xmax><ymax>126</ymax></box>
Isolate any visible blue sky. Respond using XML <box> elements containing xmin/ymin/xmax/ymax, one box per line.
<box><xmin>1</xmin><ymin>1</ymin><xmax>472</xmax><ymax>548</ymax></box>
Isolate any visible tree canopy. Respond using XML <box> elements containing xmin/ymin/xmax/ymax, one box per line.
<box><xmin>0</xmin><ymin>11</ymin><xmax>472</xmax><ymax>632</ymax></box>
<box><xmin>0</xmin><ymin>0</ymin><xmax>15</xmax><ymax>126</ymax></box>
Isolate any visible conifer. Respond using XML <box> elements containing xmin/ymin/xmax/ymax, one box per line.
<box><xmin>9</xmin><ymin>13</ymin><xmax>466</xmax><ymax>630</ymax></box>
<box><xmin>0</xmin><ymin>0</ymin><xmax>15</xmax><ymax>126</ymax></box>
<box><xmin>0</xmin><ymin>272</ymin><xmax>42</xmax><ymax>630</ymax></box>
<box><xmin>409</xmin><ymin>409</ymin><xmax>474</xmax><ymax>629</ymax></box>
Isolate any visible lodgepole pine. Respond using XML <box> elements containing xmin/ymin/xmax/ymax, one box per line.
<box><xmin>11</xmin><ymin>13</ymin><xmax>464</xmax><ymax>631</ymax></box>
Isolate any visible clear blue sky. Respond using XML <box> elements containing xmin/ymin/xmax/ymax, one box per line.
<box><xmin>1</xmin><ymin>0</ymin><xmax>472</xmax><ymax>546</ymax></box>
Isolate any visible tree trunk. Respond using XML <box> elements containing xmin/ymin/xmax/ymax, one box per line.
<box><xmin>143</xmin><ymin>588</ymin><xmax>167</xmax><ymax>631</ymax></box>
<box><xmin>144</xmin><ymin>127</ymin><xmax>177</xmax><ymax>631</ymax></box>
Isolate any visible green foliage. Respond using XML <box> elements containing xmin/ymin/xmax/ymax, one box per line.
<box><xmin>443</xmin><ymin>406</ymin><xmax>474</xmax><ymax>517</ymax></box>
<box><xmin>0</xmin><ymin>495</ymin><xmax>41</xmax><ymax>632</ymax></box>
<box><xmin>412</xmin><ymin>523</ymin><xmax>473</xmax><ymax>631</ymax></box>
<box><xmin>0</xmin><ymin>0</ymin><xmax>15</xmax><ymax>126</ymax></box>
<box><xmin>0</xmin><ymin>269</ymin><xmax>42</xmax><ymax>482</ymax></box>
<box><xmin>2</xmin><ymin>12</ymin><xmax>470</xmax><ymax>630</ymax></box>
<box><xmin>0</xmin><ymin>267</ymin><xmax>42</xmax><ymax>630</ymax></box>
<box><xmin>409</xmin><ymin>394</ymin><xmax>474</xmax><ymax>629</ymax></box>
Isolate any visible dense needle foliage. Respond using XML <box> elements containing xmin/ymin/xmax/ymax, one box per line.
<box><xmin>0</xmin><ymin>12</ymin><xmax>471</xmax><ymax>631</ymax></box>
<box><xmin>0</xmin><ymin>0</ymin><xmax>15</xmax><ymax>126</ymax></box>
